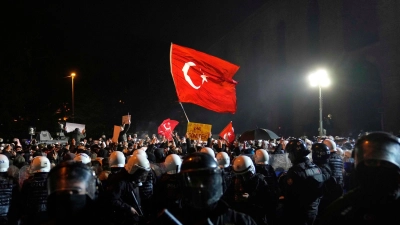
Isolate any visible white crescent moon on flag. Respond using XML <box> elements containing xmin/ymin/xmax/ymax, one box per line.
<box><xmin>182</xmin><ymin>62</ymin><xmax>201</xmax><ymax>89</ymax></box>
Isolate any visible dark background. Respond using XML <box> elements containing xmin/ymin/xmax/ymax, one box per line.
<box><xmin>1</xmin><ymin>1</ymin><xmax>267</xmax><ymax>140</ymax></box>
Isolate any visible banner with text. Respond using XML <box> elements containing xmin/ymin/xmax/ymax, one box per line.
<box><xmin>186</xmin><ymin>122</ymin><xmax>212</xmax><ymax>141</ymax></box>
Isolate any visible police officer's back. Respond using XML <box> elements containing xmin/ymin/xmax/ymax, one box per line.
<box><xmin>153</xmin><ymin>154</ymin><xmax>182</xmax><ymax>214</ymax></box>
<box><xmin>281</xmin><ymin>139</ymin><xmax>324</xmax><ymax>225</ymax></box>
<box><xmin>0</xmin><ymin>154</ymin><xmax>19</xmax><ymax>225</ymax></box>
<box><xmin>223</xmin><ymin>155</ymin><xmax>276</xmax><ymax>225</ymax></box>
<box><xmin>216</xmin><ymin>152</ymin><xmax>233</xmax><ymax>194</ymax></box>
<box><xmin>106</xmin><ymin>154</ymin><xmax>150</xmax><ymax>225</ymax></box>
<box><xmin>20</xmin><ymin>156</ymin><xmax>51</xmax><ymax>225</ymax></box>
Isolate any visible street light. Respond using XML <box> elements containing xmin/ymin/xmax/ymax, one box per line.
<box><xmin>70</xmin><ymin>72</ymin><xmax>76</xmax><ymax>122</ymax></box>
<box><xmin>309</xmin><ymin>69</ymin><xmax>330</xmax><ymax>136</ymax></box>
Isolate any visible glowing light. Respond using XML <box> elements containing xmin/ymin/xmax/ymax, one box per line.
<box><xmin>308</xmin><ymin>69</ymin><xmax>330</xmax><ymax>87</ymax></box>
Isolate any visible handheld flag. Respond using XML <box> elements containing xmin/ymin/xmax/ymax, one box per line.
<box><xmin>170</xmin><ymin>43</ymin><xmax>239</xmax><ymax>114</ymax></box>
<box><xmin>219</xmin><ymin>121</ymin><xmax>235</xmax><ymax>143</ymax></box>
<box><xmin>158</xmin><ymin>119</ymin><xmax>179</xmax><ymax>141</ymax></box>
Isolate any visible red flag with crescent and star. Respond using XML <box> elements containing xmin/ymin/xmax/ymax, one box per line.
<box><xmin>158</xmin><ymin>118</ymin><xmax>179</xmax><ymax>141</ymax></box>
<box><xmin>170</xmin><ymin>43</ymin><xmax>240</xmax><ymax>114</ymax></box>
<box><xmin>219</xmin><ymin>121</ymin><xmax>235</xmax><ymax>143</ymax></box>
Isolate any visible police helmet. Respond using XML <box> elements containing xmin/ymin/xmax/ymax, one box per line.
<box><xmin>323</xmin><ymin>139</ymin><xmax>337</xmax><ymax>152</ymax></box>
<box><xmin>216</xmin><ymin>152</ymin><xmax>230</xmax><ymax>168</ymax></box>
<box><xmin>31</xmin><ymin>156</ymin><xmax>51</xmax><ymax>173</ymax></box>
<box><xmin>109</xmin><ymin>151</ymin><xmax>126</xmax><ymax>168</ymax></box>
<box><xmin>232</xmin><ymin>155</ymin><xmax>255</xmax><ymax>174</ymax></box>
<box><xmin>311</xmin><ymin>143</ymin><xmax>331</xmax><ymax>164</ymax></box>
<box><xmin>132</xmin><ymin>149</ymin><xmax>147</xmax><ymax>158</ymax></box>
<box><xmin>47</xmin><ymin>160</ymin><xmax>97</xmax><ymax>200</ymax></box>
<box><xmin>164</xmin><ymin>154</ymin><xmax>182</xmax><ymax>174</ymax></box>
<box><xmin>74</xmin><ymin>153</ymin><xmax>91</xmax><ymax>164</ymax></box>
<box><xmin>0</xmin><ymin>154</ymin><xmax>9</xmax><ymax>172</ymax></box>
<box><xmin>200</xmin><ymin>147</ymin><xmax>216</xmax><ymax>159</ymax></box>
<box><xmin>180</xmin><ymin>152</ymin><xmax>222</xmax><ymax>209</ymax></box>
<box><xmin>254</xmin><ymin>149</ymin><xmax>269</xmax><ymax>165</ymax></box>
<box><xmin>354</xmin><ymin>131</ymin><xmax>400</xmax><ymax>169</ymax></box>
<box><xmin>125</xmin><ymin>154</ymin><xmax>151</xmax><ymax>186</ymax></box>
<box><xmin>286</xmin><ymin>139</ymin><xmax>310</xmax><ymax>159</ymax></box>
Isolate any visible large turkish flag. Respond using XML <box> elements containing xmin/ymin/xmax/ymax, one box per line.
<box><xmin>170</xmin><ymin>43</ymin><xmax>239</xmax><ymax>114</ymax></box>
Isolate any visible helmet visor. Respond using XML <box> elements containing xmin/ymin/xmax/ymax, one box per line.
<box><xmin>181</xmin><ymin>169</ymin><xmax>222</xmax><ymax>209</ymax></box>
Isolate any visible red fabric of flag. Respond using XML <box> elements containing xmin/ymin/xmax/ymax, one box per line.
<box><xmin>170</xmin><ymin>43</ymin><xmax>239</xmax><ymax>114</ymax></box>
<box><xmin>219</xmin><ymin>121</ymin><xmax>235</xmax><ymax>143</ymax></box>
<box><xmin>158</xmin><ymin>118</ymin><xmax>179</xmax><ymax>141</ymax></box>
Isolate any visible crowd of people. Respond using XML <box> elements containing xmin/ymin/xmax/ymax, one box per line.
<box><xmin>0</xmin><ymin>128</ymin><xmax>399</xmax><ymax>225</ymax></box>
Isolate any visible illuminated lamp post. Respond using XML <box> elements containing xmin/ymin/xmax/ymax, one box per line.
<box><xmin>308</xmin><ymin>69</ymin><xmax>330</xmax><ymax>136</ymax></box>
<box><xmin>70</xmin><ymin>72</ymin><xmax>76</xmax><ymax>122</ymax></box>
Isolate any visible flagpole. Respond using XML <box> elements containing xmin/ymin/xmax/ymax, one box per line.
<box><xmin>179</xmin><ymin>102</ymin><xmax>190</xmax><ymax>122</ymax></box>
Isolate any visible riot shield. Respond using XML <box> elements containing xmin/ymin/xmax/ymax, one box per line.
<box><xmin>270</xmin><ymin>153</ymin><xmax>292</xmax><ymax>176</ymax></box>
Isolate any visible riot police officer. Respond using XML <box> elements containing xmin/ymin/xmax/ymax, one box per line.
<box><xmin>311</xmin><ymin>142</ymin><xmax>340</xmax><ymax>222</ymax></box>
<box><xmin>46</xmin><ymin>160</ymin><xmax>101</xmax><ymax>225</ymax></box>
<box><xmin>20</xmin><ymin>156</ymin><xmax>51</xmax><ymax>225</ymax></box>
<box><xmin>106</xmin><ymin>154</ymin><xmax>150</xmax><ymax>225</ymax></box>
<box><xmin>151</xmin><ymin>152</ymin><xmax>257</xmax><ymax>225</ymax></box>
<box><xmin>319</xmin><ymin>132</ymin><xmax>400</xmax><ymax>224</ymax></box>
<box><xmin>0</xmin><ymin>154</ymin><xmax>19</xmax><ymax>225</ymax></box>
<box><xmin>216</xmin><ymin>151</ymin><xmax>233</xmax><ymax>193</ymax></box>
<box><xmin>153</xmin><ymin>154</ymin><xmax>182</xmax><ymax>213</ymax></box>
<box><xmin>281</xmin><ymin>139</ymin><xmax>324</xmax><ymax>225</ymax></box>
<box><xmin>224</xmin><ymin>155</ymin><xmax>277</xmax><ymax>225</ymax></box>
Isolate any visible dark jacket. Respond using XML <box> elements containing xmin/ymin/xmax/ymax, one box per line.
<box><xmin>0</xmin><ymin>173</ymin><xmax>19</xmax><ymax>225</ymax></box>
<box><xmin>223</xmin><ymin>173</ymin><xmax>277</xmax><ymax>225</ymax></box>
<box><xmin>255</xmin><ymin>164</ymin><xmax>279</xmax><ymax>195</ymax></box>
<box><xmin>328</xmin><ymin>152</ymin><xmax>344</xmax><ymax>187</ymax></box>
<box><xmin>151</xmin><ymin>200</ymin><xmax>257</xmax><ymax>225</ymax></box>
<box><xmin>118</xmin><ymin>124</ymin><xmax>130</xmax><ymax>143</ymax></box>
<box><xmin>281</xmin><ymin>157</ymin><xmax>324</xmax><ymax>225</ymax></box>
<box><xmin>153</xmin><ymin>173</ymin><xmax>181</xmax><ymax>214</ymax></box>
<box><xmin>71</xmin><ymin>129</ymin><xmax>86</xmax><ymax>143</ymax></box>
<box><xmin>106</xmin><ymin>169</ymin><xmax>142</xmax><ymax>224</ymax></box>
<box><xmin>319</xmin><ymin>187</ymin><xmax>400</xmax><ymax>225</ymax></box>
<box><xmin>20</xmin><ymin>172</ymin><xmax>49</xmax><ymax>225</ymax></box>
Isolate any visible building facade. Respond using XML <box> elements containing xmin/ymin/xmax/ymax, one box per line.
<box><xmin>208</xmin><ymin>0</ymin><xmax>400</xmax><ymax>137</ymax></box>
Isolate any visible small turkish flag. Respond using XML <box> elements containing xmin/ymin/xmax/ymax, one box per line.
<box><xmin>158</xmin><ymin>118</ymin><xmax>179</xmax><ymax>141</ymax></box>
<box><xmin>219</xmin><ymin>121</ymin><xmax>235</xmax><ymax>143</ymax></box>
<box><xmin>170</xmin><ymin>43</ymin><xmax>239</xmax><ymax>114</ymax></box>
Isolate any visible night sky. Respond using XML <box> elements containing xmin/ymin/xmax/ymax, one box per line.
<box><xmin>1</xmin><ymin>1</ymin><xmax>267</xmax><ymax>139</ymax></box>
